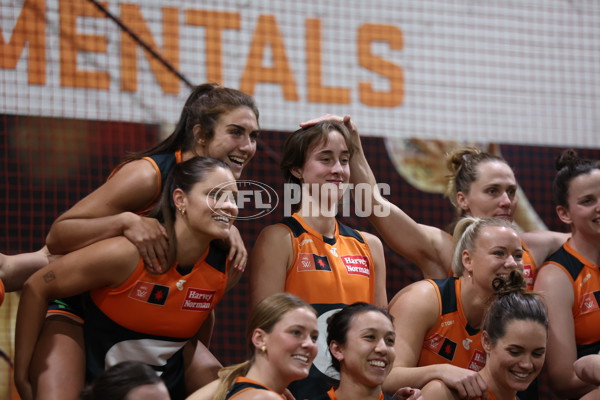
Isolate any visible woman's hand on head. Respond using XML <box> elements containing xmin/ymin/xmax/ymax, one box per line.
<box><xmin>122</xmin><ymin>213</ymin><xmax>168</xmax><ymax>273</ymax></box>
<box><xmin>299</xmin><ymin>113</ymin><xmax>344</xmax><ymax>127</ymax></box>
<box><xmin>299</xmin><ymin>114</ymin><xmax>361</xmax><ymax>152</ymax></box>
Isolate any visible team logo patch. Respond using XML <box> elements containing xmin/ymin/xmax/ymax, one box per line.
<box><xmin>423</xmin><ymin>333</ymin><xmax>444</xmax><ymax>353</ymax></box>
<box><xmin>341</xmin><ymin>255</ymin><xmax>370</xmax><ymax>277</ymax></box>
<box><xmin>129</xmin><ymin>281</ymin><xmax>170</xmax><ymax>306</ymax></box>
<box><xmin>468</xmin><ymin>349</ymin><xmax>486</xmax><ymax>371</ymax></box>
<box><xmin>438</xmin><ymin>338</ymin><xmax>457</xmax><ymax>361</ymax></box>
<box><xmin>579</xmin><ymin>291</ymin><xmax>600</xmax><ymax>315</ymax></box>
<box><xmin>182</xmin><ymin>288</ymin><xmax>216</xmax><ymax>311</ymax></box>
<box><xmin>295</xmin><ymin>253</ymin><xmax>332</xmax><ymax>272</ymax></box>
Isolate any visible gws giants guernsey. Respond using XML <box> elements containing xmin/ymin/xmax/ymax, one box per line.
<box><xmin>83</xmin><ymin>243</ymin><xmax>228</xmax><ymax>399</ymax></box>
<box><xmin>419</xmin><ymin>278</ymin><xmax>486</xmax><ymax>372</ymax></box>
<box><xmin>282</xmin><ymin>213</ymin><xmax>376</xmax><ymax>400</ymax></box>
<box><xmin>542</xmin><ymin>240</ymin><xmax>600</xmax><ymax>359</ymax></box>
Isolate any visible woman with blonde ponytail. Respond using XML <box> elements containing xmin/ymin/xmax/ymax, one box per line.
<box><xmin>383</xmin><ymin>217</ymin><xmax>525</xmax><ymax>397</ymax></box>
<box><xmin>187</xmin><ymin>293</ymin><xmax>319</xmax><ymax>400</ymax></box>
<box><xmin>443</xmin><ymin>147</ymin><xmax>568</xmax><ymax>290</ymax></box>
<box><xmin>422</xmin><ymin>270</ymin><xmax>548</xmax><ymax>400</ymax></box>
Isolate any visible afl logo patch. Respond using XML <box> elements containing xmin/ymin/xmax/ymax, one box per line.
<box><xmin>295</xmin><ymin>253</ymin><xmax>332</xmax><ymax>272</ymax></box>
<box><xmin>129</xmin><ymin>281</ymin><xmax>170</xmax><ymax>306</ymax></box>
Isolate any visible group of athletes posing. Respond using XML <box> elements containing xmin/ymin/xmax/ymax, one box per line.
<box><xmin>2</xmin><ymin>83</ymin><xmax>600</xmax><ymax>400</ymax></box>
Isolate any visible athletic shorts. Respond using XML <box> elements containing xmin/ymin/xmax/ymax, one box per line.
<box><xmin>47</xmin><ymin>294</ymin><xmax>85</xmax><ymax>324</ymax></box>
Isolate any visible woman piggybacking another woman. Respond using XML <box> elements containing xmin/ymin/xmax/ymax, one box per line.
<box><xmin>15</xmin><ymin>157</ymin><xmax>241</xmax><ymax>400</ymax></box>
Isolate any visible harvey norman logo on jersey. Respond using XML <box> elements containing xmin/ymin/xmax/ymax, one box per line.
<box><xmin>341</xmin><ymin>255</ymin><xmax>370</xmax><ymax>277</ymax></box>
<box><xmin>182</xmin><ymin>288</ymin><xmax>216</xmax><ymax>311</ymax></box>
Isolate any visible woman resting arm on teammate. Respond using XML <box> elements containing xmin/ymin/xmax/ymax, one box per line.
<box><xmin>421</xmin><ymin>269</ymin><xmax>548</xmax><ymax>400</ymax></box>
<box><xmin>0</xmin><ymin>83</ymin><xmax>259</xmax><ymax>296</ymax></box>
<box><xmin>15</xmin><ymin>157</ymin><xmax>242</xmax><ymax>400</ymax></box>
<box><xmin>383</xmin><ymin>217</ymin><xmax>523</xmax><ymax>397</ymax></box>
<box><xmin>15</xmin><ymin>84</ymin><xmax>260</xmax><ymax>400</ymax></box>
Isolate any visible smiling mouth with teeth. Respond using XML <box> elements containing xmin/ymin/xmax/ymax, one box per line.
<box><xmin>213</xmin><ymin>215</ymin><xmax>231</xmax><ymax>223</ymax></box>
<box><xmin>369</xmin><ymin>360</ymin><xmax>387</xmax><ymax>368</ymax></box>
<box><xmin>229</xmin><ymin>155</ymin><xmax>245</xmax><ymax>165</ymax></box>
<box><xmin>292</xmin><ymin>355</ymin><xmax>309</xmax><ymax>363</ymax></box>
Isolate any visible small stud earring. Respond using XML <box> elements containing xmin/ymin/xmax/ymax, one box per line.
<box><xmin>261</xmin><ymin>345</ymin><xmax>266</xmax><ymax>352</ymax></box>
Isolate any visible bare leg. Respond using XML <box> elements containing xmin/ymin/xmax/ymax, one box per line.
<box><xmin>0</xmin><ymin>246</ymin><xmax>57</xmax><ymax>292</ymax></box>
<box><xmin>30</xmin><ymin>316</ymin><xmax>85</xmax><ymax>400</ymax></box>
<box><xmin>183</xmin><ymin>340</ymin><xmax>221</xmax><ymax>395</ymax></box>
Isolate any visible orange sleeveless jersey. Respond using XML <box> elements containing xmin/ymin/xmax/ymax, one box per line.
<box><xmin>542</xmin><ymin>240</ymin><xmax>600</xmax><ymax>358</ymax></box>
<box><xmin>84</xmin><ymin>243</ymin><xmax>228</xmax><ymax>398</ymax></box>
<box><xmin>282</xmin><ymin>213</ymin><xmax>377</xmax><ymax>400</ymax></box>
<box><xmin>89</xmin><ymin>248</ymin><xmax>226</xmax><ymax>339</ymax></box>
<box><xmin>107</xmin><ymin>150</ymin><xmax>183</xmax><ymax>215</ymax></box>
<box><xmin>47</xmin><ymin>151</ymin><xmax>184</xmax><ymax>322</ymax></box>
<box><xmin>418</xmin><ymin>278</ymin><xmax>486</xmax><ymax>371</ymax></box>
<box><xmin>282</xmin><ymin>213</ymin><xmax>376</xmax><ymax>305</ymax></box>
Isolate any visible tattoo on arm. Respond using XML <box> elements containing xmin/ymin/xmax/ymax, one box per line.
<box><xmin>42</xmin><ymin>270</ymin><xmax>56</xmax><ymax>283</ymax></box>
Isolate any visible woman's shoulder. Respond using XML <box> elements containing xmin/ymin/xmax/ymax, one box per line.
<box><xmin>256</xmin><ymin>223</ymin><xmax>293</xmax><ymax>244</ymax></box>
<box><xmin>388</xmin><ymin>279</ymin><xmax>440</xmax><ymax>316</ymax></box>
